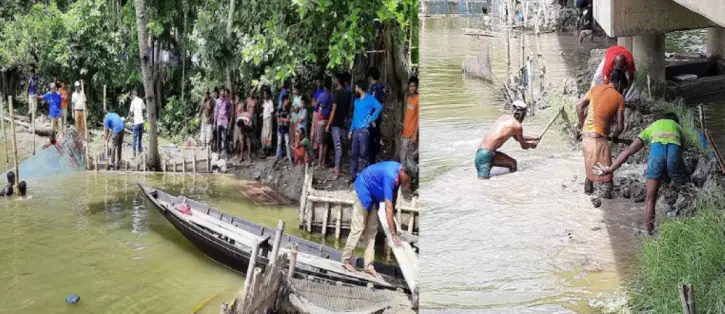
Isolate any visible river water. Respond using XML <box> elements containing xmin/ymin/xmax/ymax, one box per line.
<box><xmin>418</xmin><ymin>17</ymin><xmax>644</xmax><ymax>313</ymax></box>
<box><xmin>0</xmin><ymin>170</ymin><xmax>304</xmax><ymax>313</ymax></box>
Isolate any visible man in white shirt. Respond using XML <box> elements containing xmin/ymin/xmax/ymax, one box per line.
<box><xmin>71</xmin><ymin>81</ymin><xmax>87</xmax><ymax>141</ymax></box>
<box><xmin>127</xmin><ymin>90</ymin><xmax>145</xmax><ymax>157</ymax></box>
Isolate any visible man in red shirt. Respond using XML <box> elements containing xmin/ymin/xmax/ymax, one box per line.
<box><xmin>591</xmin><ymin>45</ymin><xmax>636</xmax><ymax>90</ymax></box>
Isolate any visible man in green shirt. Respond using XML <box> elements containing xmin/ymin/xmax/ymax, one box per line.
<box><xmin>594</xmin><ymin>112</ymin><xmax>688</xmax><ymax>234</ymax></box>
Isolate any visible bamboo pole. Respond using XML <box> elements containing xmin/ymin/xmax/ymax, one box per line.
<box><xmin>535</xmin><ymin>9</ymin><xmax>545</xmax><ymax>99</ymax></box>
<box><xmin>538</xmin><ymin>106</ymin><xmax>564</xmax><ymax>141</ymax></box>
<box><xmin>321</xmin><ymin>203</ymin><xmax>330</xmax><ymax>236</ymax></box>
<box><xmin>335</xmin><ymin>204</ymin><xmax>342</xmax><ymax>239</ymax></box>
<box><xmin>287</xmin><ymin>244</ymin><xmax>298</xmax><ymax>280</ymax></box>
<box><xmin>103</xmin><ymin>84</ymin><xmax>107</xmax><ymax>113</ymax></box>
<box><xmin>242</xmin><ymin>242</ymin><xmax>260</xmax><ymax>298</ymax></box>
<box><xmin>520</xmin><ymin>3</ymin><xmax>526</xmax><ymax>72</ymax></box>
<box><xmin>505</xmin><ymin>9</ymin><xmax>512</xmax><ymax>83</ymax></box>
<box><xmin>8</xmin><ymin>96</ymin><xmax>19</xmax><ymax>190</ymax></box>
<box><xmin>269</xmin><ymin>220</ymin><xmax>285</xmax><ymax>267</ymax></box>
<box><xmin>192</xmin><ymin>149</ymin><xmax>197</xmax><ymax>173</ymax></box>
<box><xmin>1</xmin><ymin>96</ymin><xmax>8</xmax><ymax>163</ymax></box>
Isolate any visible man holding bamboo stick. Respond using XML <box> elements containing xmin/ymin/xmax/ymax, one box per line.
<box><xmin>474</xmin><ymin>101</ymin><xmax>539</xmax><ymax>180</ymax></box>
<box><xmin>576</xmin><ymin>68</ymin><xmax>627</xmax><ymax>198</ymax></box>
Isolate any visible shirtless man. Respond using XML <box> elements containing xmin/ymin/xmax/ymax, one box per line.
<box><xmin>475</xmin><ymin>101</ymin><xmax>539</xmax><ymax>179</ymax></box>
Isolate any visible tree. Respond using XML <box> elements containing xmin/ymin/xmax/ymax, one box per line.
<box><xmin>134</xmin><ymin>0</ymin><xmax>160</xmax><ymax>170</ymax></box>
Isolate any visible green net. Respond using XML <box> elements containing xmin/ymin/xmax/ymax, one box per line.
<box><xmin>2</xmin><ymin>135</ymin><xmax>86</xmax><ymax>180</ymax></box>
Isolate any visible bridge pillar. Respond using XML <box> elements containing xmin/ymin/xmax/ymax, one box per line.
<box><xmin>707</xmin><ymin>27</ymin><xmax>725</xmax><ymax>58</ymax></box>
<box><xmin>633</xmin><ymin>34</ymin><xmax>665</xmax><ymax>82</ymax></box>
<box><xmin>617</xmin><ymin>37</ymin><xmax>633</xmax><ymax>52</ymax></box>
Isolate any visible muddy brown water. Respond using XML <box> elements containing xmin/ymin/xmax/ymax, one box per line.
<box><xmin>418</xmin><ymin>17</ymin><xmax>645</xmax><ymax>312</ymax></box>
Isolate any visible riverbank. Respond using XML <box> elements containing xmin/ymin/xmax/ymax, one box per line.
<box><xmin>531</xmin><ymin>50</ymin><xmax>723</xmax><ymax>312</ymax></box>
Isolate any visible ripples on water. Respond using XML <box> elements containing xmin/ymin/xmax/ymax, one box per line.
<box><xmin>419</xmin><ymin>17</ymin><xmax>639</xmax><ymax>312</ymax></box>
<box><xmin>0</xmin><ymin>172</ymin><xmax>300</xmax><ymax>314</ymax></box>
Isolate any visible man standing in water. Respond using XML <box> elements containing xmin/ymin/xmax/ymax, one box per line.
<box><xmin>577</xmin><ymin>68</ymin><xmax>627</xmax><ymax>198</ymax></box>
<box><xmin>594</xmin><ymin>113</ymin><xmax>687</xmax><ymax>234</ymax></box>
<box><xmin>475</xmin><ymin>101</ymin><xmax>539</xmax><ymax>179</ymax></box>
<box><xmin>342</xmin><ymin>160</ymin><xmax>416</xmax><ymax>277</ymax></box>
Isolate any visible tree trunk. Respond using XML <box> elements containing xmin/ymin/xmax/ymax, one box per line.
<box><xmin>180</xmin><ymin>5</ymin><xmax>187</xmax><ymax>103</ymax></box>
<box><xmin>134</xmin><ymin>0</ymin><xmax>161</xmax><ymax>170</ymax></box>
<box><xmin>225</xmin><ymin>0</ymin><xmax>236</xmax><ymax>92</ymax></box>
<box><xmin>379</xmin><ymin>22</ymin><xmax>410</xmax><ymax>161</ymax></box>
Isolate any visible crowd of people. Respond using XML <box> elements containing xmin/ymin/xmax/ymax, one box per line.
<box><xmin>198</xmin><ymin>68</ymin><xmax>420</xmax><ymax>183</ymax></box>
<box><xmin>476</xmin><ymin>44</ymin><xmax>686</xmax><ymax>235</ymax></box>
<box><xmin>27</xmin><ymin>69</ymin><xmax>88</xmax><ymax>146</ymax></box>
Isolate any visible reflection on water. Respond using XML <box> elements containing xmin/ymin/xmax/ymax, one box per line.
<box><xmin>0</xmin><ymin>172</ymin><xmax>302</xmax><ymax>314</ymax></box>
<box><xmin>419</xmin><ymin>17</ymin><xmax>639</xmax><ymax>312</ymax></box>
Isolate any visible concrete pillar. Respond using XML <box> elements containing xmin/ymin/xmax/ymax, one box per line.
<box><xmin>632</xmin><ymin>34</ymin><xmax>666</xmax><ymax>82</ymax></box>
<box><xmin>617</xmin><ymin>37</ymin><xmax>633</xmax><ymax>52</ymax></box>
<box><xmin>707</xmin><ymin>27</ymin><xmax>725</xmax><ymax>58</ymax></box>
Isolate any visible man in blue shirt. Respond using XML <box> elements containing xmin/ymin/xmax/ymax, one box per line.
<box><xmin>341</xmin><ymin>161</ymin><xmax>416</xmax><ymax>277</ymax></box>
<box><xmin>349</xmin><ymin>80</ymin><xmax>382</xmax><ymax>183</ymax></box>
<box><xmin>27</xmin><ymin>69</ymin><xmax>38</xmax><ymax>116</ymax></box>
<box><xmin>36</xmin><ymin>83</ymin><xmax>62</xmax><ymax>144</ymax></box>
<box><xmin>367</xmin><ymin>68</ymin><xmax>385</xmax><ymax>164</ymax></box>
<box><xmin>104</xmin><ymin>112</ymin><xmax>126</xmax><ymax>170</ymax></box>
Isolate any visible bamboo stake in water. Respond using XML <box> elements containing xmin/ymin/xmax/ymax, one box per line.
<box><xmin>103</xmin><ymin>84</ymin><xmax>107</xmax><ymax>113</ymax></box>
<box><xmin>8</xmin><ymin>96</ymin><xmax>19</xmax><ymax>190</ymax></box>
<box><xmin>0</xmin><ymin>96</ymin><xmax>7</xmax><ymax>163</ymax></box>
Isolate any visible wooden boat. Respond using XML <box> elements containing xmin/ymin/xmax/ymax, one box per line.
<box><xmin>138</xmin><ymin>183</ymin><xmax>408</xmax><ymax>292</ymax></box>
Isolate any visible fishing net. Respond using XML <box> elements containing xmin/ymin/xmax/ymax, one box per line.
<box><xmin>2</xmin><ymin>133</ymin><xmax>86</xmax><ymax>180</ymax></box>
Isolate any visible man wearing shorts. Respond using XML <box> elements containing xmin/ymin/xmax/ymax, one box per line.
<box><xmin>594</xmin><ymin>113</ymin><xmax>687</xmax><ymax>235</ymax></box>
<box><xmin>576</xmin><ymin>68</ymin><xmax>626</xmax><ymax>198</ymax></box>
<box><xmin>315</xmin><ymin>78</ymin><xmax>333</xmax><ymax>168</ymax></box>
<box><xmin>475</xmin><ymin>101</ymin><xmax>539</xmax><ymax>179</ymax></box>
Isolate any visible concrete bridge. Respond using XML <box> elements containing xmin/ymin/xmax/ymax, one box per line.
<box><xmin>594</xmin><ymin>0</ymin><xmax>725</xmax><ymax>81</ymax></box>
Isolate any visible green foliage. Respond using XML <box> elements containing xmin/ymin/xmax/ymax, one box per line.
<box><xmin>648</xmin><ymin>98</ymin><xmax>702</xmax><ymax>152</ymax></box>
<box><xmin>628</xmin><ymin>180</ymin><xmax>725</xmax><ymax>313</ymax></box>
<box><xmin>1</xmin><ymin>0</ymin><xmax>419</xmax><ymax>141</ymax></box>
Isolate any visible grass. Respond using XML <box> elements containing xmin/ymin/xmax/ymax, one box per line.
<box><xmin>647</xmin><ymin>97</ymin><xmax>703</xmax><ymax>152</ymax></box>
<box><xmin>627</xmin><ymin>179</ymin><xmax>725</xmax><ymax>313</ymax></box>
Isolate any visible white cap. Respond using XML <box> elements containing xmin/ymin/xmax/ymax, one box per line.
<box><xmin>74</xmin><ymin>81</ymin><xmax>80</xmax><ymax>87</ymax></box>
<box><xmin>512</xmin><ymin>100</ymin><xmax>527</xmax><ymax>110</ymax></box>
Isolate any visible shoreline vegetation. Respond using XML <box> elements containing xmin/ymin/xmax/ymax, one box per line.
<box><xmin>537</xmin><ymin>53</ymin><xmax>723</xmax><ymax>313</ymax></box>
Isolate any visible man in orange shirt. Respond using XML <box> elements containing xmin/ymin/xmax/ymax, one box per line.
<box><xmin>400</xmin><ymin>76</ymin><xmax>419</xmax><ymax>164</ymax></box>
<box><xmin>58</xmin><ymin>81</ymin><xmax>69</xmax><ymax>137</ymax></box>
<box><xmin>577</xmin><ymin>68</ymin><xmax>627</xmax><ymax>198</ymax></box>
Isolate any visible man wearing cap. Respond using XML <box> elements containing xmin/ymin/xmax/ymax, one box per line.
<box><xmin>36</xmin><ymin>83</ymin><xmax>62</xmax><ymax>144</ymax></box>
<box><xmin>342</xmin><ymin>160</ymin><xmax>415</xmax><ymax>277</ymax></box>
<box><xmin>475</xmin><ymin>100</ymin><xmax>540</xmax><ymax>179</ymax></box>
<box><xmin>71</xmin><ymin>81</ymin><xmax>87</xmax><ymax>140</ymax></box>
<box><xmin>104</xmin><ymin>112</ymin><xmax>126</xmax><ymax>170</ymax></box>
<box><xmin>576</xmin><ymin>68</ymin><xmax>627</xmax><ymax>198</ymax></box>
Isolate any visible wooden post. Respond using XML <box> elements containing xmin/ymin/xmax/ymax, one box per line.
<box><xmin>8</xmin><ymin>96</ymin><xmax>20</xmax><ymax>189</ymax></box>
<box><xmin>335</xmin><ymin>204</ymin><xmax>342</xmax><ymax>239</ymax></box>
<box><xmin>699</xmin><ymin>104</ymin><xmax>705</xmax><ymax>130</ymax></box>
<box><xmin>143</xmin><ymin>153</ymin><xmax>147</xmax><ymax>171</ymax></box>
<box><xmin>408</xmin><ymin>214</ymin><xmax>415</xmax><ymax>233</ymax></box>
<box><xmin>505</xmin><ymin>18</ymin><xmax>512</xmax><ymax>83</ymax></box>
<box><xmin>535</xmin><ymin>7</ymin><xmax>545</xmax><ymax>99</ymax></box>
<box><xmin>192</xmin><ymin>149</ymin><xmax>197</xmax><ymax>173</ymax></box>
<box><xmin>0</xmin><ymin>96</ymin><xmax>7</xmax><ymax>163</ymax></box>
<box><xmin>269</xmin><ymin>220</ymin><xmax>285</xmax><ymax>267</ymax></box>
<box><xmin>103</xmin><ymin>84</ymin><xmax>107</xmax><ymax>113</ymax></box>
<box><xmin>207</xmin><ymin>145</ymin><xmax>211</xmax><ymax>172</ymax></box>
<box><xmin>287</xmin><ymin>243</ymin><xmax>298</xmax><ymax>280</ymax></box>
<box><xmin>183</xmin><ymin>155</ymin><xmax>187</xmax><ymax>173</ymax></box>
<box><xmin>94</xmin><ymin>155</ymin><xmax>99</xmax><ymax>172</ymax></box>
<box><xmin>678</xmin><ymin>284</ymin><xmax>695</xmax><ymax>314</ymax></box>
<box><xmin>305</xmin><ymin>200</ymin><xmax>313</xmax><ymax>232</ymax></box>
<box><xmin>321</xmin><ymin>203</ymin><xmax>330</xmax><ymax>236</ymax></box>
<box><xmin>242</xmin><ymin>242</ymin><xmax>260</xmax><ymax>297</ymax></box>
<box><xmin>299</xmin><ymin>165</ymin><xmax>309</xmax><ymax>229</ymax></box>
